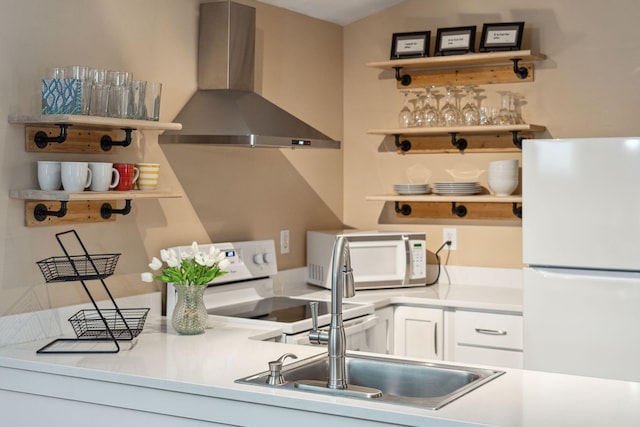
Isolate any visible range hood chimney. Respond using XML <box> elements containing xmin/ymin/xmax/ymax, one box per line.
<box><xmin>159</xmin><ymin>1</ymin><xmax>340</xmax><ymax>149</ymax></box>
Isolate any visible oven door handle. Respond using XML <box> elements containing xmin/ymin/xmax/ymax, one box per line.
<box><xmin>342</xmin><ymin>315</ymin><xmax>379</xmax><ymax>336</ymax></box>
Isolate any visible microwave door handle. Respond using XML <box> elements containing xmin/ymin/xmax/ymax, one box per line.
<box><xmin>403</xmin><ymin>235</ymin><xmax>411</xmax><ymax>285</ymax></box>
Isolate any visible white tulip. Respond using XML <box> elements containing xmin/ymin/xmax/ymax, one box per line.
<box><xmin>148</xmin><ymin>257</ymin><xmax>163</xmax><ymax>271</ymax></box>
<box><xmin>218</xmin><ymin>259</ymin><xmax>231</xmax><ymax>271</ymax></box>
<box><xmin>140</xmin><ymin>272</ymin><xmax>154</xmax><ymax>282</ymax></box>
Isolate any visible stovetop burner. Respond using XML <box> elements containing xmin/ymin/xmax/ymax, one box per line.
<box><xmin>208</xmin><ymin>296</ymin><xmax>330</xmax><ymax>323</ymax></box>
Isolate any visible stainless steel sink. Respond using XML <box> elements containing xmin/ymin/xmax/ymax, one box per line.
<box><xmin>236</xmin><ymin>352</ymin><xmax>504</xmax><ymax>410</ymax></box>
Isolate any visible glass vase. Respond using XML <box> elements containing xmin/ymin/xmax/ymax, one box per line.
<box><xmin>171</xmin><ymin>284</ymin><xmax>208</xmax><ymax>335</ymax></box>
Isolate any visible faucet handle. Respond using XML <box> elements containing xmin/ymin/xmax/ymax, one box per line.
<box><xmin>309</xmin><ymin>301</ymin><xmax>319</xmax><ymax>331</ymax></box>
<box><xmin>308</xmin><ymin>301</ymin><xmax>328</xmax><ymax>345</ymax></box>
<box><xmin>267</xmin><ymin>352</ymin><xmax>297</xmax><ymax>386</ymax></box>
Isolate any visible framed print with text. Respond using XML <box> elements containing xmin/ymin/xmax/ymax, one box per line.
<box><xmin>390</xmin><ymin>31</ymin><xmax>430</xmax><ymax>59</ymax></box>
<box><xmin>480</xmin><ymin>22</ymin><xmax>525</xmax><ymax>52</ymax></box>
<box><xmin>435</xmin><ymin>26</ymin><xmax>476</xmax><ymax>56</ymax></box>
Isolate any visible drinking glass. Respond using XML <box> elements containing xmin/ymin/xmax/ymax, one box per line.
<box><xmin>422</xmin><ymin>86</ymin><xmax>440</xmax><ymax>127</ymax></box>
<box><xmin>440</xmin><ymin>86</ymin><xmax>462</xmax><ymax>127</ymax></box>
<box><xmin>398</xmin><ymin>90</ymin><xmax>412</xmax><ymax>128</ymax></box>
<box><xmin>461</xmin><ymin>85</ymin><xmax>479</xmax><ymax>126</ymax></box>
<box><xmin>494</xmin><ymin>91</ymin><xmax>514</xmax><ymax>125</ymax></box>
<box><xmin>411</xmin><ymin>90</ymin><xmax>426</xmax><ymax>127</ymax></box>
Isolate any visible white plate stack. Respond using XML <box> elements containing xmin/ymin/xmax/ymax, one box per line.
<box><xmin>394</xmin><ymin>183</ymin><xmax>431</xmax><ymax>195</ymax></box>
<box><xmin>433</xmin><ymin>181</ymin><xmax>481</xmax><ymax>196</ymax></box>
<box><xmin>488</xmin><ymin>160</ymin><xmax>519</xmax><ymax>196</ymax></box>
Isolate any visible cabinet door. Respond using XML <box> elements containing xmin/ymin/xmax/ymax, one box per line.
<box><xmin>367</xmin><ymin>306</ymin><xmax>394</xmax><ymax>354</ymax></box>
<box><xmin>393</xmin><ymin>306</ymin><xmax>443</xmax><ymax>360</ymax></box>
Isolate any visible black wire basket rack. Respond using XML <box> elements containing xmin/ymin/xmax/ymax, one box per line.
<box><xmin>37</xmin><ymin>254</ymin><xmax>120</xmax><ymax>282</ymax></box>
<box><xmin>69</xmin><ymin>308</ymin><xmax>150</xmax><ymax>339</ymax></box>
<box><xmin>36</xmin><ymin>230</ymin><xmax>150</xmax><ymax>354</ymax></box>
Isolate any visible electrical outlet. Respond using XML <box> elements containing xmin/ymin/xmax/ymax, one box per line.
<box><xmin>280</xmin><ymin>229</ymin><xmax>290</xmax><ymax>254</ymax></box>
<box><xmin>443</xmin><ymin>228</ymin><xmax>457</xmax><ymax>251</ymax></box>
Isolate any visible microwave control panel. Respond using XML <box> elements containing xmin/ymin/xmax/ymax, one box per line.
<box><xmin>409</xmin><ymin>239</ymin><xmax>427</xmax><ymax>279</ymax></box>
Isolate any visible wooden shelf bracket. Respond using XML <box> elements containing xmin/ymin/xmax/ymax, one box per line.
<box><xmin>393</xmin><ymin>67</ymin><xmax>412</xmax><ymax>86</ymax></box>
<box><xmin>33</xmin><ymin>201</ymin><xmax>68</xmax><ymax>221</ymax></box>
<box><xmin>511</xmin><ymin>131</ymin><xmax>525</xmax><ymax>149</ymax></box>
<box><xmin>394</xmin><ymin>134</ymin><xmax>412</xmax><ymax>152</ymax></box>
<box><xmin>511</xmin><ymin>58</ymin><xmax>528</xmax><ymax>79</ymax></box>
<box><xmin>512</xmin><ymin>203</ymin><xmax>522</xmax><ymax>219</ymax></box>
<box><xmin>101</xmin><ymin>199</ymin><xmax>132</xmax><ymax>219</ymax></box>
<box><xmin>395</xmin><ymin>202</ymin><xmax>412</xmax><ymax>216</ymax></box>
<box><xmin>450</xmin><ymin>132</ymin><xmax>468</xmax><ymax>151</ymax></box>
<box><xmin>451</xmin><ymin>202</ymin><xmax>468</xmax><ymax>218</ymax></box>
<box><xmin>100</xmin><ymin>128</ymin><xmax>135</xmax><ymax>151</ymax></box>
<box><xmin>34</xmin><ymin>124</ymin><xmax>70</xmax><ymax>148</ymax></box>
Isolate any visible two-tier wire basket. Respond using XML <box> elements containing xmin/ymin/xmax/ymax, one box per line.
<box><xmin>36</xmin><ymin>230</ymin><xmax>149</xmax><ymax>354</ymax></box>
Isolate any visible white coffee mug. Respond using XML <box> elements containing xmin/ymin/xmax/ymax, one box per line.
<box><xmin>61</xmin><ymin>162</ymin><xmax>92</xmax><ymax>192</ymax></box>
<box><xmin>37</xmin><ymin>161</ymin><xmax>61</xmax><ymax>191</ymax></box>
<box><xmin>89</xmin><ymin>162</ymin><xmax>120</xmax><ymax>192</ymax></box>
<box><xmin>135</xmin><ymin>162</ymin><xmax>160</xmax><ymax>191</ymax></box>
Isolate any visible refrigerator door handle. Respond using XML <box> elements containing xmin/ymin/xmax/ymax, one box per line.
<box><xmin>475</xmin><ymin>328</ymin><xmax>507</xmax><ymax>336</ymax></box>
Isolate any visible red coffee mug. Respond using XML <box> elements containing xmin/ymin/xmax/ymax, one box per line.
<box><xmin>113</xmin><ymin>163</ymin><xmax>140</xmax><ymax>191</ymax></box>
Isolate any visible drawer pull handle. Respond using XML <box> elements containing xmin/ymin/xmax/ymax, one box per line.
<box><xmin>475</xmin><ymin>328</ymin><xmax>507</xmax><ymax>336</ymax></box>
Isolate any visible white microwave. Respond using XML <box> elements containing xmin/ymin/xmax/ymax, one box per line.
<box><xmin>306</xmin><ymin>230</ymin><xmax>427</xmax><ymax>290</ymax></box>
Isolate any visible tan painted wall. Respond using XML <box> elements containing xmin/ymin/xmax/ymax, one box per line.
<box><xmin>343</xmin><ymin>0</ymin><xmax>640</xmax><ymax>269</ymax></box>
<box><xmin>0</xmin><ymin>0</ymin><xmax>343</xmax><ymax>315</ymax></box>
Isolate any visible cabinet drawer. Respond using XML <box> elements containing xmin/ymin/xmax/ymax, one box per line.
<box><xmin>455</xmin><ymin>311</ymin><xmax>523</xmax><ymax>350</ymax></box>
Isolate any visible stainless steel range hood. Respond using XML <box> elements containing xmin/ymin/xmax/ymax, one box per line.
<box><xmin>159</xmin><ymin>1</ymin><xmax>340</xmax><ymax>149</ymax></box>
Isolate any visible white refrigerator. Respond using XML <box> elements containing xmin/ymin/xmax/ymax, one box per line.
<box><xmin>522</xmin><ymin>137</ymin><xmax>640</xmax><ymax>382</ymax></box>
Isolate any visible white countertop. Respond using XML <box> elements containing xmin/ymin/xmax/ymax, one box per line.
<box><xmin>1</xmin><ymin>302</ymin><xmax>639</xmax><ymax>426</ymax></box>
<box><xmin>287</xmin><ymin>264</ymin><xmax>523</xmax><ymax>313</ymax></box>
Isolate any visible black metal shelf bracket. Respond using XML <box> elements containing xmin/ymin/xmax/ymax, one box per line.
<box><xmin>450</xmin><ymin>132</ymin><xmax>468</xmax><ymax>151</ymax></box>
<box><xmin>512</xmin><ymin>203</ymin><xmax>522</xmax><ymax>219</ymax></box>
<box><xmin>100</xmin><ymin>128</ymin><xmax>135</xmax><ymax>152</ymax></box>
<box><xmin>393</xmin><ymin>67</ymin><xmax>412</xmax><ymax>86</ymax></box>
<box><xmin>34</xmin><ymin>201</ymin><xmax>68</xmax><ymax>222</ymax></box>
<box><xmin>101</xmin><ymin>199</ymin><xmax>132</xmax><ymax>219</ymax></box>
<box><xmin>451</xmin><ymin>202</ymin><xmax>467</xmax><ymax>218</ymax></box>
<box><xmin>34</xmin><ymin>124</ymin><xmax>70</xmax><ymax>149</ymax></box>
<box><xmin>393</xmin><ymin>134</ymin><xmax>412</xmax><ymax>152</ymax></box>
<box><xmin>395</xmin><ymin>202</ymin><xmax>412</xmax><ymax>216</ymax></box>
<box><xmin>511</xmin><ymin>130</ymin><xmax>525</xmax><ymax>149</ymax></box>
<box><xmin>511</xmin><ymin>58</ymin><xmax>528</xmax><ymax>79</ymax></box>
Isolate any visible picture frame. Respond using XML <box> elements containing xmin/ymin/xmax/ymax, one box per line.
<box><xmin>434</xmin><ymin>26</ymin><xmax>476</xmax><ymax>56</ymax></box>
<box><xmin>479</xmin><ymin>22</ymin><xmax>525</xmax><ymax>52</ymax></box>
<box><xmin>390</xmin><ymin>31</ymin><xmax>431</xmax><ymax>60</ymax></box>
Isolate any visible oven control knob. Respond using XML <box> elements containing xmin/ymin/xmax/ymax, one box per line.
<box><xmin>263</xmin><ymin>252</ymin><xmax>275</xmax><ymax>264</ymax></box>
<box><xmin>253</xmin><ymin>253</ymin><xmax>264</xmax><ymax>264</ymax></box>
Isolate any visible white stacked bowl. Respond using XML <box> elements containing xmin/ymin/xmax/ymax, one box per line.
<box><xmin>488</xmin><ymin>160</ymin><xmax>519</xmax><ymax>196</ymax></box>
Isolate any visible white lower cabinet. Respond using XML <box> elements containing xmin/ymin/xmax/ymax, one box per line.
<box><xmin>367</xmin><ymin>306</ymin><xmax>394</xmax><ymax>354</ymax></box>
<box><xmin>451</xmin><ymin>310</ymin><xmax>523</xmax><ymax>368</ymax></box>
<box><xmin>393</xmin><ymin>306</ymin><xmax>443</xmax><ymax>360</ymax></box>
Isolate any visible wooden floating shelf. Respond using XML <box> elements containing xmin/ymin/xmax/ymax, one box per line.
<box><xmin>367</xmin><ymin>195</ymin><xmax>522</xmax><ymax>221</ymax></box>
<box><xmin>368</xmin><ymin>124</ymin><xmax>545</xmax><ymax>137</ymax></box>
<box><xmin>8</xmin><ymin>114</ymin><xmax>182</xmax><ymax>131</ymax></box>
<box><xmin>367</xmin><ymin>50</ymin><xmax>545</xmax><ymax>71</ymax></box>
<box><xmin>366</xmin><ymin>194</ymin><xmax>521</xmax><ymax>203</ymax></box>
<box><xmin>9</xmin><ymin>189</ymin><xmax>183</xmax><ymax>201</ymax></box>
<box><xmin>367</xmin><ymin>50</ymin><xmax>546</xmax><ymax>87</ymax></box>
<box><xmin>369</xmin><ymin>124</ymin><xmax>545</xmax><ymax>153</ymax></box>
<box><xmin>10</xmin><ymin>189</ymin><xmax>183</xmax><ymax>226</ymax></box>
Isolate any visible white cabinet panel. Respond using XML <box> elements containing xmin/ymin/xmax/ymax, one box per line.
<box><xmin>393</xmin><ymin>306</ymin><xmax>443</xmax><ymax>360</ymax></box>
<box><xmin>454</xmin><ymin>345</ymin><xmax>523</xmax><ymax>368</ymax></box>
<box><xmin>455</xmin><ymin>311</ymin><xmax>522</xmax><ymax>350</ymax></box>
<box><xmin>367</xmin><ymin>306</ymin><xmax>394</xmax><ymax>354</ymax></box>
<box><xmin>452</xmin><ymin>310</ymin><xmax>523</xmax><ymax>368</ymax></box>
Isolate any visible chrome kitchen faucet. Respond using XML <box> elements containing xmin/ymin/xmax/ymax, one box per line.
<box><xmin>309</xmin><ymin>235</ymin><xmax>355</xmax><ymax>389</ymax></box>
